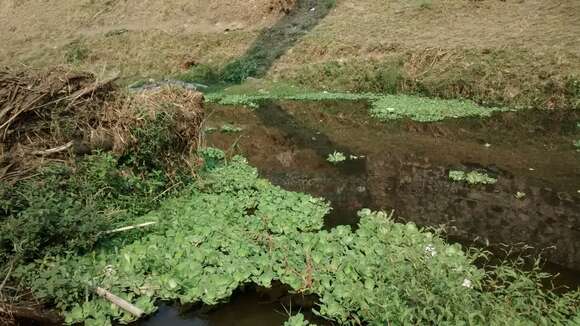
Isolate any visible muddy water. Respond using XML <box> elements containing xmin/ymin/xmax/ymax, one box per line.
<box><xmin>137</xmin><ymin>283</ymin><xmax>325</xmax><ymax>326</ymax></box>
<box><xmin>206</xmin><ymin>100</ymin><xmax>580</xmax><ymax>278</ymax></box>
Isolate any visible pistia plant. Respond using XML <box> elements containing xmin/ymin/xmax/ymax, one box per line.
<box><xmin>449</xmin><ymin>169</ymin><xmax>497</xmax><ymax>185</ymax></box>
<box><xmin>14</xmin><ymin>151</ymin><xmax>580</xmax><ymax>325</ymax></box>
<box><xmin>205</xmin><ymin>89</ymin><xmax>509</xmax><ymax>122</ymax></box>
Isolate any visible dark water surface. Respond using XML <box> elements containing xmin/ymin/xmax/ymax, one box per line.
<box><xmin>140</xmin><ymin>100</ymin><xmax>579</xmax><ymax>325</ymax></box>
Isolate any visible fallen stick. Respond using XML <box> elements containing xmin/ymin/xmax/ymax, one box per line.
<box><xmin>95</xmin><ymin>287</ymin><xmax>143</xmax><ymax>318</ymax></box>
<box><xmin>103</xmin><ymin>222</ymin><xmax>157</xmax><ymax>235</ymax></box>
<box><xmin>31</xmin><ymin>141</ymin><xmax>74</xmax><ymax>156</ymax></box>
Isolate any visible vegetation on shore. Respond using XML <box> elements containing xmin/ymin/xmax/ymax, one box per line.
<box><xmin>7</xmin><ymin>151</ymin><xmax>579</xmax><ymax>325</ymax></box>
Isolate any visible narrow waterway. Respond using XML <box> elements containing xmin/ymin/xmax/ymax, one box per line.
<box><xmin>139</xmin><ymin>99</ymin><xmax>580</xmax><ymax>325</ymax></box>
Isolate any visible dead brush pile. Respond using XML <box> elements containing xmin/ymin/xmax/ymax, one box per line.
<box><xmin>0</xmin><ymin>67</ymin><xmax>204</xmax><ymax>183</ymax></box>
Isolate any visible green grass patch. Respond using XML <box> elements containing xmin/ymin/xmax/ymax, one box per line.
<box><xmin>63</xmin><ymin>39</ymin><xmax>90</xmax><ymax>64</ymax></box>
<box><xmin>14</xmin><ymin>152</ymin><xmax>580</xmax><ymax>325</ymax></box>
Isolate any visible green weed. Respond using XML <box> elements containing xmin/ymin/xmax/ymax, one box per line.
<box><xmin>322</xmin><ymin>0</ymin><xmax>336</xmax><ymax>9</ymax></box>
<box><xmin>284</xmin><ymin>313</ymin><xmax>312</xmax><ymax>326</ymax></box>
<box><xmin>0</xmin><ymin>153</ymin><xmax>172</xmax><ymax>262</ymax></box>
<box><xmin>370</xmin><ymin>94</ymin><xmax>508</xmax><ymax>122</ymax></box>
<box><xmin>178</xmin><ymin>64</ymin><xmax>219</xmax><ymax>85</ymax></box>
<box><xmin>280</xmin><ymin>56</ymin><xmax>580</xmax><ymax>110</ymax></box>
<box><xmin>206</xmin><ymin>85</ymin><xmax>508</xmax><ymax>122</ymax></box>
<box><xmin>64</xmin><ymin>40</ymin><xmax>90</xmax><ymax>64</ymax></box>
<box><xmin>417</xmin><ymin>0</ymin><xmax>432</xmax><ymax>9</ymax></box>
<box><xmin>220</xmin><ymin>57</ymin><xmax>261</xmax><ymax>84</ymax></box>
<box><xmin>574</xmin><ymin>139</ymin><xmax>580</xmax><ymax>151</ymax></box>
<box><xmin>198</xmin><ymin>147</ymin><xmax>226</xmax><ymax>171</ymax></box>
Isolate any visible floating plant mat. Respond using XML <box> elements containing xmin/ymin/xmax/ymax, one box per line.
<box><xmin>205</xmin><ymin>91</ymin><xmax>510</xmax><ymax>122</ymax></box>
<box><xmin>16</xmin><ymin>155</ymin><xmax>580</xmax><ymax>325</ymax></box>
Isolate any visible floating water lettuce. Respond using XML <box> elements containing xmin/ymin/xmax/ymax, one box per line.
<box><xmin>220</xmin><ymin>124</ymin><xmax>243</xmax><ymax>133</ymax></box>
<box><xmin>326</xmin><ymin>151</ymin><xmax>346</xmax><ymax>164</ymax></box>
<box><xmin>205</xmin><ymin>89</ymin><xmax>509</xmax><ymax>122</ymax></box>
<box><xmin>15</xmin><ymin>152</ymin><xmax>579</xmax><ymax>325</ymax></box>
<box><xmin>284</xmin><ymin>313</ymin><xmax>314</xmax><ymax>326</ymax></box>
<box><xmin>449</xmin><ymin>170</ymin><xmax>497</xmax><ymax>185</ymax></box>
<box><xmin>369</xmin><ymin>95</ymin><xmax>509</xmax><ymax>122</ymax></box>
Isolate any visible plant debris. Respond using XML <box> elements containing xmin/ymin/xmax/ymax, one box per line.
<box><xmin>0</xmin><ymin>67</ymin><xmax>204</xmax><ymax>184</ymax></box>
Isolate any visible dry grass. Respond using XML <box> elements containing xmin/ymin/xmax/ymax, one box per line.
<box><xmin>0</xmin><ymin>0</ymin><xmax>578</xmax><ymax>107</ymax></box>
<box><xmin>0</xmin><ymin>67</ymin><xmax>205</xmax><ymax>183</ymax></box>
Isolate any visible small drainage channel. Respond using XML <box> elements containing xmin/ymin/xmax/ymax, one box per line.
<box><xmin>140</xmin><ymin>99</ymin><xmax>580</xmax><ymax>325</ymax></box>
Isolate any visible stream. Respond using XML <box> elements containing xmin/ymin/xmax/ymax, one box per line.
<box><xmin>139</xmin><ymin>99</ymin><xmax>580</xmax><ymax>325</ymax></box>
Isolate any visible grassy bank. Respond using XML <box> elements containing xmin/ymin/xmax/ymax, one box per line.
<box><xmin>2</xmin><ymin>1</ymin><xmax>579</xmax><ymax>111</ymax></box>
<box><xmin>274</xmin><ymin>52</ymin><xmax>580</xmax><ymax>110</ymax></box>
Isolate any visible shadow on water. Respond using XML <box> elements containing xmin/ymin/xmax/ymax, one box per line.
<box><xmin>255</xmin><ymin>101</ymin><xmax>367</xmax><ymax>177</ymax></box>
<box><xmin>137</xmin><ymin>282</ymin><xmax>328</xmax><ymax>326</ymax></box>
<box><xmin>220</xmin><ymin>0</ymin><xmax>334</xmax><ymax>83</ymax></box>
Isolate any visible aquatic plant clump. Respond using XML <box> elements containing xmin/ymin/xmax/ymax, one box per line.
<box><xmin>284</xmin><ymin>313</ymin><xmax>314</xmax><ymax>326</ymax></box>
<box><xmin>220</xmin><ymin>123</ymin><xmax>243</xmax><ymax>133</ymax></box>
<box><xmin>369</xmin><ymin>95</ymin><xmax>509</xmax><ymax>122</ymax></box>
<box><xmin>206</xmin><ymin>88</ymin><xmax>509</xmax><ymax>122</ymax></box>
<box><xmin>326</xmin><ymin>151</ymin><xmax>346</xmax><ymax>163</ymax></box>
<box><xmin>205</xmin><ymin>91</ymin><xmax>374</xmax><ymax>109</ymax></box>
<box><xmin>449</xmin><ymin>170</ymin><xmax>497</xmax><ymax>185</ymax></box>
<box><xmin>16</xmin><ymin>154</ymin><xmax>580</xmax><ymax>325</ymax></box>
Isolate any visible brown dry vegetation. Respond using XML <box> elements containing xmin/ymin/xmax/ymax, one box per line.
<box><xmin>0</xmin><ymin>67</ymin><xmax>204</xmax><ymax>183</ymax></box>
<box><xmin>0</xmin><ymin>0</ymin><xmax>579</xmax><ymax>108</ymax></box>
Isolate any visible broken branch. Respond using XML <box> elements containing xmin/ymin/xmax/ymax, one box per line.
<box><xmin>95</xmin><ymin>287</ymin><xmax>143</xmax><ymax>318</ymax></box>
